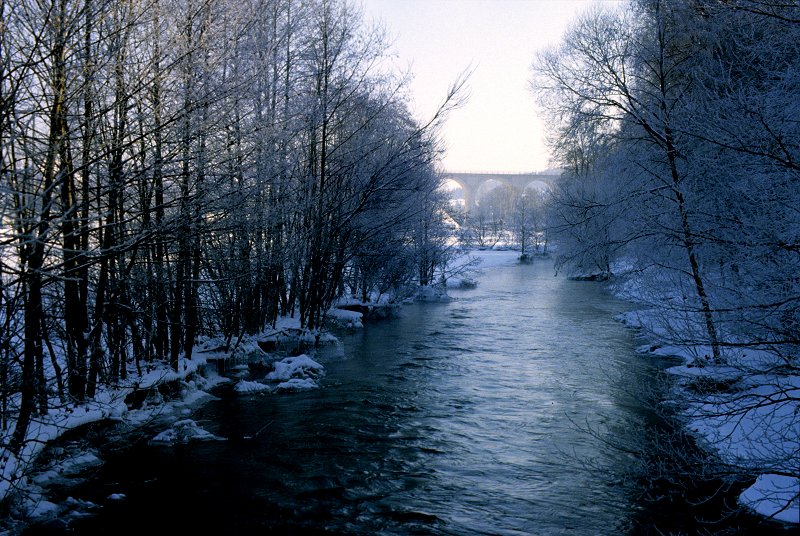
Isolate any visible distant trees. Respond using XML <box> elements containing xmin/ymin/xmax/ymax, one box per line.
<box><xmin>0</xmin><ymin>0</ymin><xmax>460</xmax><ymax>456</ymax></box>
<box><xmin>454</xmin><ymin>180</ymin><xmax>550</xmax><ymax>256</ymax></box>
<box><xmin>511</xmin><ymin>188</ymin><xmax>548</xmax><ymax>259</ymax></box>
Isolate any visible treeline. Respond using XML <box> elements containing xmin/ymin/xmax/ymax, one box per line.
<box><xmin>0</xmin><ymin>0</ymin><xmax>459</xmax><ymax>453</ymax></box>
<box><xmin>533</xmin><ymin>0</ymin><xmax>799</xmax><ymax>366</ymax></box>
<box><xmin>456</xmin><ymin>185</ymin><xmax>549</xmax><ymax>255</ymax></box>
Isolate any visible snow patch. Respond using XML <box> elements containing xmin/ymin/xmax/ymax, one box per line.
<box><xmin>739</xmin><ymin>474</ymin><xmax>800</xmax><ymax>524</ymax></box>
<box><xmin>275</xmin><ymin>378</ymin><xmax>319</xmax><ymax>391</ymax></box>
<box><xmin>25</xmin><ymin>498</ymin><xmax>60</xmax><ymax>519</ymax></box>
<box><xmin>328</xmin><ymin>307</ymin><xmax>364</xmax><ymax>328</ymax></box>
<box><xmin>234</xmin><ymin>380</ymin><xmax>273</xmax><ymax>393</ymax></box>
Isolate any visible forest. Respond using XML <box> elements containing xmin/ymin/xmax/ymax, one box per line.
<box><xmin>0</xmin><ymin>0</ymin><xmax>462</xmax><ymax>460</ymax></box>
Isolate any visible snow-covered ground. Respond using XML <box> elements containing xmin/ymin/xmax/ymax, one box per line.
<box><xmin>0</xmin><ymin>314</ymin><xmax>325</xmax><ymax>526</ymax></box>
<box><xmin>0</xmin><ymin>361</ymin><xmax>228</xmax><ymax>525</ymax></box>
<box><xmin>611</xmin><ymin>273</ymin><xmax>799</xmax><ymax>525</ymax></box>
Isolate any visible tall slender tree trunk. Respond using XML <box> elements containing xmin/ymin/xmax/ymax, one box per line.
<box><xmin>12</xmin><ymin>0</ymin><xmax>74</xmax><ymax>448</ymax></box>
<box><xmin>151</xmin><ymin>6</ymin><xmax>169</xmax><ymax>362</ymax></box>
<box><xmin>666</xmin><ymin>140</ymin><xmax>721</xmax><ymax>362</ymax></box>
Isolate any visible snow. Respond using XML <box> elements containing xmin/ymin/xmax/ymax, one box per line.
<box><xmin>739</xmin><ymin>474</ymin><xmax>800</xmax><ymax>524</ymax></box>
<box><xmin>232</xmin><ymin>353</ymin><xmax>330</xmax><ymax>394</ymax></box>
<box><xmin>0</xmin><ymin>312</ymin><xmax>345</xmax><ymax>527</ymax></box>
<box><xmin>0</xmin><ymin>357</ymin><xmax>206</xmax><ymax>487</ymax></box>
<box><xmin>415</xmin><ymin>284</ymin><xmax>452</xmax><ymax>302</ymax></box>
<box><xmin>234</xmin><ymin>380</ymin><xmax>273</xmax><ymax>393</ymax></box>
<box><xmin>31</xmin><ymin>453</ymin><xmax>102</xmax><ymax>487</ymax></box>
<box><xmin>275</xmin><ymin>378</ymin><xmax>319</xmax><ymax>391</ymax></box>
<box><xmin>0</xmin><ymin>353</ymin><xmax>232</xmax><ymax>529</ymax></box>
<box><xmin>444</xmin><ymin>276</ymin><xmax>477</xmax><ymax>289</ymax></box>
<box><xmin>149</xmin><ymin>419</ymin><xmax>226</xmax><ymax>445</ymax></box>
<box><xmin>0</xmin><ymin>310</ymin><xmax>346</xmax><ymax>531</ymax></box>
<box><xmin>25</xmin><ymin>498</ymin><xmax>60</xmax><ymax>519</ymax></box>
<box><xmin>468</xmin><ymin>248</ymin><xmax>523</xmax><ymax>269</ymax></box>
<box><xmin>611</xmin><ymin>267</ymin><xmax>799</xmax><ymax>526</ymax></box>
<box><xmin>328</xmin><ymin>307</ymin><xmax>364</xmax><ymax>328</ymax></box>
<box><xmin>266</xmin><ymin>354</ymin><xmax>325</xmax><ymax>382</ymax></box>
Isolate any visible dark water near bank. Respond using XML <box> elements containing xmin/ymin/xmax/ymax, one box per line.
<box><xmin>24</xmin><ymin>255</ymin><xmax>791</xmax><ymax>535</ymax></box>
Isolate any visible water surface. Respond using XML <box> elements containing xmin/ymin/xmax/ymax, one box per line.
<box><xmin>25</xmin><ymin>255</ymin><xmax>787</xmax><ymax>535</ymax></box>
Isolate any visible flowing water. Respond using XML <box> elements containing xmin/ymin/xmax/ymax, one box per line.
<box><xmin>23</xmin><ymin>253</ymin><xmax>790</xmax><ymax>535</ymax></box>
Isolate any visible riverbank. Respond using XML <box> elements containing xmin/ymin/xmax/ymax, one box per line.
<box><xmin>0</xmin><ymin>250</ymin><xmax>489</xmax><ymax>530</ymax></box>
<box><xmin>606</xmin><ymin>267</ymin><xmax>799</xmax><ymax>526</ymax></box>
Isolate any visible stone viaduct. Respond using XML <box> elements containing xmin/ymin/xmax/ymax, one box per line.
<box><xmin>443</xmin><ymin>171</ymin><xmax>562</xmax><ymax>210</ymax></box>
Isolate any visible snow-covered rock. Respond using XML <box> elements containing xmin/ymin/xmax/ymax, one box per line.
<box><xmin>266</xmin><ymin>355</ymin><xmax>325</xmax><ymax>381</ymax></box>
<box><xmin>150</xmin><ymin>419</ymin><xmax>225</xmax><ymax>445</ymax></box>
<box><xmin>275</xmin><ymin>378</ymin><xmax>319</xmax><ymax>391</ymax></box>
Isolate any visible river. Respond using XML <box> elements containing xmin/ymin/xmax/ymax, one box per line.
<box><xmin>23</xmin><ymin>252</ymin><xmax>789</xmax><ymax>535</ymax></box>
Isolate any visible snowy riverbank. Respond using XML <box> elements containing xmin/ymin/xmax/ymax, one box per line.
<box><xmin>0</xmin><ymin>250</ymin><xmax>490</xmax><ymax>529</ymax></box>
<box><xmin>608</xmin><ymin>269</ymin><xmax>799</xmax><ymax>526</ymax></box>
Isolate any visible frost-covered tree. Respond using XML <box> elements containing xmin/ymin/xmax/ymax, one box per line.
<box><xmin>0</xmin><ymin>0</ymin><xmax>460</xmax><ymax>461</ymax></box>
<box><xmin>532</xmin><ymin>0</ymin><xmax>800</xmax><ymax>522</ymax></box>
<box><xmin>534</xmin><ymin>1</ymin><xmax>723</xmax><ymax>359</ymax></box>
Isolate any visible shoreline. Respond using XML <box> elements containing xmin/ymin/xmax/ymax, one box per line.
<box><xmin>3</xmin><ymin>249</ymin><xmax>795</xmax><ymax>532</ymax></box>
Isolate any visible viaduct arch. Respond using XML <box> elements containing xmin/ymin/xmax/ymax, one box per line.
<box><xmin>443</xmin><ymin>171</ymin><xmax>561</xmax><ymax>209</ymax></box>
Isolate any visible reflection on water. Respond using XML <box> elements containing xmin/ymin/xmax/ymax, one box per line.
<box><xmin>25</xmin><ymin>257</ymin><xmax>788</xmax><ymax>535</ymax></box>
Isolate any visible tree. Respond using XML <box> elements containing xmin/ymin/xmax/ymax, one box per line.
<box><xmin>512</xmin><ymin>186</ymin><xmax>550</xmax><ymax>260</ymax></box>
<box><xmin>533</xmin><ymin>1</ymin><xmax>722</xmax><ymax>359</ymax></box>
<box><xmin>532</xmin><ymin>0</ymin><xmax>800</xmax><ymax>521</ymax></box>
<box><xmin>0</xmin><ymin>0</ymin><xmax>463</xmax><ymax>464</ymax></box>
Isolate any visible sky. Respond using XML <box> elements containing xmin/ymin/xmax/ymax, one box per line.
<box><xmin>359</xmin><ymin>0</ymin><xmax>621</xmax><ymax>173</ymax></box>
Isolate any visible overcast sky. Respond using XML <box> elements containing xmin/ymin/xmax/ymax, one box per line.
<box><xmin>359</xmin><ymin>0</ymin><xmax>621</xmax><ymax>173</ymax></box>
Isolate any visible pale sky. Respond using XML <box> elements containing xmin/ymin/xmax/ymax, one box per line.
<box><xmin>359</xmin><ymin>0</ymin><xmax>621</xmax><ymax>173</ymax></box>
